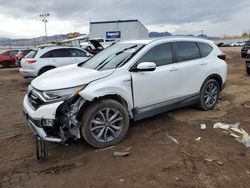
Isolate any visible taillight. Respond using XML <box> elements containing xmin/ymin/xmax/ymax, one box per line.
<box><xmin>217</xmin><ymin>53</ymin><xmax>226</xmax><ymax>60</ymax></box>
<box><xmin>26</xmin><ymin>60</ymin><xmax>37</xmax><ymax>64</ymax></box>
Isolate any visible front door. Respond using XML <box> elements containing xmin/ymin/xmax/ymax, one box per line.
<box><xmin>131</xmin><ymin>43</ymin><xmax>181</xmax><ymax>111</ymax></box>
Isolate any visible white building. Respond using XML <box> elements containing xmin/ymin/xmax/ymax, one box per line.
<box><xmin>88</xmin><ymin>19</ymin><xmax>149</xmax><ymax>40</ymax></box>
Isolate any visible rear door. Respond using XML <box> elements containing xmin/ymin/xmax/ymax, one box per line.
<box><xmin>40</xmin><ymin>48</ymin><xmax>73</xmax><ymax>67</ymax></box>
<box><xmin>131</xmin><ymin>42</ymin><xmax>181</xmax><ymax>109</ymax></box>
<box><xmin>174</xmin><ymin>41</ymin><xmax>211</xmax><ymax>97</ymax></box>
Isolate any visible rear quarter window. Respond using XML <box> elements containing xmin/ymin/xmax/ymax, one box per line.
<box><xmin>175</xmin><ymin>42</ymin><xmax>200</xmax><ymax>62</ymax></box>
<box><xmin>197</xmin><ymin>42</ymin><xmax>213</xmax><ymax>58</ymax></box>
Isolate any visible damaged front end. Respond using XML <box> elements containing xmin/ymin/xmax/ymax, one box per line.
<box><xmin>54</xmin><ymin>96</ymin><xmax>85</xmax><ymax>142</ymax></box>
<box><xmin>24</xmin><ymin>95</ymin><xmax>86</xmax><ymax>144</ymax></box>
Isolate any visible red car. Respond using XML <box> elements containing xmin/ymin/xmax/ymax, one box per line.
<box><xmin>0</xmin><ymin>49</ymin><xmax>19</xmax><ymax>67</ymax></box>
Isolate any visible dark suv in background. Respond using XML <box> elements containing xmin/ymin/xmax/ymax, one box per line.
<box><xmin>245</xmin><ymin>50</ymin><xmax>250</xmax><ymax>75</ymax></box>
<box><xmin>241</xmin><ymin>40</ymin><xmax>250</xmax><ymax>58</ymax></box>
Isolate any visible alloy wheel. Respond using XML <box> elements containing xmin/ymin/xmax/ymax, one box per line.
<box><xmin>90</xmin><ymin>108</ymin><xmax>124</xmax><ymax>143</ymax></box>
<box><xmin>204</xmin><ymin>82</ymin><xmax>219</xmax><ymax>108</ymax></box>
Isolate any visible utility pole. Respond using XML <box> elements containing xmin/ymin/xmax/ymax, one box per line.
<box><xmin>39</xmin><ymin>13</ymin><xmax>50</xmax><ymax>43</ymax></box>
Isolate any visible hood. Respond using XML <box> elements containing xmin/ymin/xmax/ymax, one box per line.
<box><xmin>31</xmin><ymin>64</ymin><xmax>114</xmax><ymax>91</ymax></box>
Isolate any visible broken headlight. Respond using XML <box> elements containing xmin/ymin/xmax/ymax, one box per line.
<box><xmin>42</xmin><ymin>85</ymin><xmax>86</xmax><ymax>101</ymax></box>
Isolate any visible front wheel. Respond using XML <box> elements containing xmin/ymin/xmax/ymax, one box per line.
<box><xmin>81</xmin><ymin>99</ymin><xmax>129</xmax><ymax>148</ymax></box>
<box><xmin>198</xmin><ymin>79</ymin><xmax>220</xmax><ymax>111</ymax></box>
<box><xmin>2</xmin><ymin>60</ymin><xmax>11</xmax><ymax>68</ymax></box>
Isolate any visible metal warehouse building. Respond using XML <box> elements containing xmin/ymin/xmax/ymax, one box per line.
<box><xmin>88</xmin><ymin>19</ymin><xmax>149</xmax><ymax>40</ymax></box>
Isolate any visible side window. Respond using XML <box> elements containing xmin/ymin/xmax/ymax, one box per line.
<box><xmin>197</xmin><ymin>42</ymin><xmax>213</xmax><ymax>58</ymax></box>
<box><xmin>175</xmin><ymin>42</ymin><xmax>200</xmax><ymax>62</ymax></box>
<box><xmin>41</xmin><ymin>51</ymin><xmax>52</xmax><ymax>58</ymax></box>
<box><xmin>8</xmin><ymin>50</ymin><xmax>18</xmax><ymax>56</ymax></box>
<box><xmin>69</xmin><ymin>49</ymin><xmax>86</xmax><ymax>57</ymax></box>
<box><xmin>41</xmin><ymin>49</ymin><xmax>70</xmax><ymax>58</ymax></box>
<box><xmin>137</xmin><ymin>43</ymin><xmax>173</xmax><ymax>67</ymax></box>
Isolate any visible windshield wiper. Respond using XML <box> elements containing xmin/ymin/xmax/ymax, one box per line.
<box><xmin>115</xmin><ymin>45</ymin><xmax>145</xmax><ymax>68</ymax></box>
<box><xmin>94</xmin><ymin>56</ymin><xmax>112</xmax><ymax>70</ymax></box>
<box><xmin>96</xmin><ymin>45</ymin><xmax>139</xmax><ymax>70</ymax></box>
<box><xmin>115</xmin><ymin>45</ymin><xmax>138</xmax><ymax>56</ymax></box>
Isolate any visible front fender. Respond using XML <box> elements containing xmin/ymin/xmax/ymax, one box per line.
<box><xmin>78</xmin><ymin>74</ymin><xmax>133</xmax><ymax>112</ymax></box>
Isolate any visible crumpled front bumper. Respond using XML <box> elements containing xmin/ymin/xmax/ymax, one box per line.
<box><xmin>25</xmin><ymin>115</ymin><xmax>63</xmax><ymax>143</ymax></box>
<box><xmin>23</xmin><ymin>95</ymin><xmax>64</xmax><ymax>143</ymax></box>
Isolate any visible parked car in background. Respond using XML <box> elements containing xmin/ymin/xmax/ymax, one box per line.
<box><xmin>81</xmin><ymin>38</ymin><xmax>116</xmax><ymax>52</ymax></box>
<box><xmin>230</xmin><ymin>41</ymin><xmax>245</xmax><ymax>47</ymax></box>
<box><xmin>19</xmin><ymin>46</ymin><xmax>92</xmax><ymax>78</ymax></box>
<box><xmin>15</xmin><ymin>49</ymin><xmax>34</xmax><ymax>67</ymax></box>
<box><xmin>23</xmin><ymin>37</ymin><xmax>227</xmax><ymax>149</ymax></box>
<box><xmin>216</xmin><ymin>42</ymin><xmax>224</xmax><ymax>47</ymax></box>
<box><xmin>245</xmin><ymin>50</ymin><xmax>250</xmax><ymax>75</ymax></box>
<box><xmin>241</xmin><ymin>41</ymin><xmax>250</xmax><ymax>58</ymax></box>
<box><xmin>0</xmin><ymin>49</ymin><xmax>19</xmax><ymax>67</ymax></box>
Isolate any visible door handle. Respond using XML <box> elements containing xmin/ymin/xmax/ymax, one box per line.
<box><xmin>200</xmin><ymin>62</ymin><xmax>207</xmax><ymax>66</ymax></box>
<box><xmin>169</xmin><ymin>67</ymin><xmax>179</xmax><ymax>72</ymax></box>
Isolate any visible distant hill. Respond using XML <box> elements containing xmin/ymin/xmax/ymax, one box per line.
<box><xmin>0</xmin><ymin>37</ymin><xmax>9</xmax><ymax>43</ymax></box>
<box><xmin>0</xmin><ymin>34</ymin><xmax>68</xmax><ymax>46</ymax></box>
<box><xmin>149</xmin><ymin>32</ymin><xmax>173</xmax><ymax>38</ymax></box>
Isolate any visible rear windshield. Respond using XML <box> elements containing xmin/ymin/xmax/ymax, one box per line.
<box><xmin>25</xmin><ymin>50</ymin><xmax>37</xmax><ymax>58</ymax></box>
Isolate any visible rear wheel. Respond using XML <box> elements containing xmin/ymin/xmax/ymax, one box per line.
<box><xmin>81</xmin><ymin>99</ymin><xmax>129</xmax><ymax>148</ymax></box>
<box><xmin>39</xmin><ymin>66</ymin><xmax>55</xmax><ymax>76</ymax></box>
<box><xmin>198</xmin><ymin>79</ymin><xmax>220</xmax><ymax>111</ymax></box>
<box><xmin>2</xmin><ymin>60</ymin><xmax>11</xmax><ymax>68</ymax></box>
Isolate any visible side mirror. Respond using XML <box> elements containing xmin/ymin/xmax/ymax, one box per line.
<box><xmin>136</xmin><ymin>62</ymin><xmax>156</xmax><ymax>72</ymax></box>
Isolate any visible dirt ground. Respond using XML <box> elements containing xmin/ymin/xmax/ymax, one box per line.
<box><xmin>1</xmin><ymin>47</ymin><xmax>250</xmax><ymax>188</ymax></box>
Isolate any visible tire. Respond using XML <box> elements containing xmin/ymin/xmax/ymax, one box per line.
<box><xmin>86</xmin><ymin>46</ymin><xmax>92</xmax><ymax>52</ymax></box>
<box><xmin>246</xmin><ymin>67</ymin><xmax>250</xmax><ymax>75</ymax></box>
<box><xmin>2</xmin><ymin>60</ymin><xmax>11</xmax><ymax>68</ymax></box>
<box><xmin>198</xmin><ymin>79</ymin><xmax>220</xmax><ymax>111</ymax></box>
<box><xmin>81</xmin><ymin>99</ymin><xmax>129</xmax><ymax>148</ymax></box>
<box><xmin>39</xmin><ymin>66</ymin><xmax>55</xmax><ymax>76</ymax></box>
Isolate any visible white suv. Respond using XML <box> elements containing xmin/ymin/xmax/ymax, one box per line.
<box><xmin>19</xmin><ymin>46</ymin><xmax>92</xmax><ymax>78</ymax></box>
<box><xmin>23</xmin><ymin>37</ymin><xmax>227</xmax><ymax>148</ymax></box>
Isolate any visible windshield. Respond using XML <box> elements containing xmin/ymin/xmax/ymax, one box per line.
<box><xmin>80</xmin><ymin>43</ymin><xmax>144</xmax><ymax>70</ymax></box>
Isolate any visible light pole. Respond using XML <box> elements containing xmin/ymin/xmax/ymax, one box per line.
<box><xmin>201</xmin><ymin>30</ymin><xmax>204</xmax><ymax>37</ymax></box>
<box><xmin>39</xmin><ymin>13</ymin><xmax>50</xmax><ymax>43</ymax></box>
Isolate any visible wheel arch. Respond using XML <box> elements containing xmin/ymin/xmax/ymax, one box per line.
<box><xmin>77</xmin><ymin>94</ymin><xmax>132</xmax><ymax>120</ymax></box>
<box><xmin>38</xmin><ymin>65</ymin><xmax>56</xmax><ymax>75</ymax></box>
<box><xmin>202</xmin><ymin>74</ymin><xmax>223</xmax><ymax>91</ymax></box>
